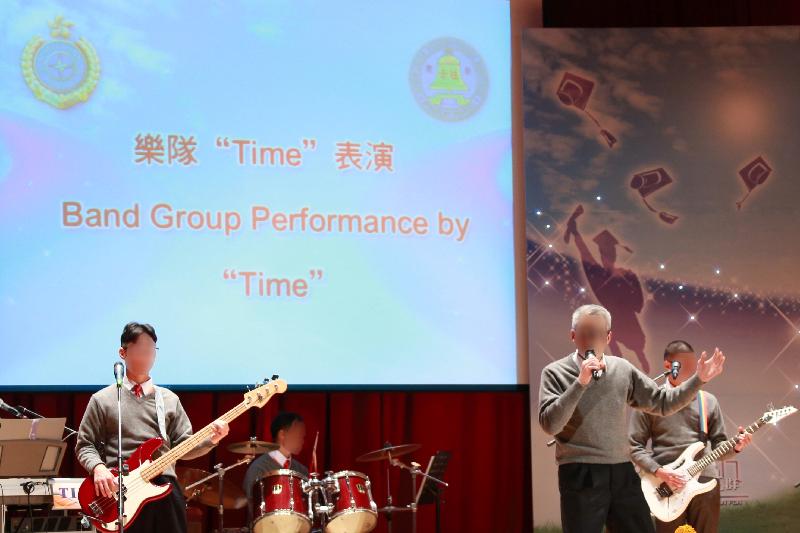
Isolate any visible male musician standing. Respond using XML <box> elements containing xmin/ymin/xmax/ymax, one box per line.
<box><xmin>629</xmin><ymin>340</ymin><xmax>752</xmax><ymax>533</ymax></box>
<box><xmin>76</xmin><ymin>322</ymin><xmax>230</xmax><ymax>533</ymax></box>
<box><xmin>538</xmin><ymin>305</ymin><xmax>727</xmax><ymax>533</ymax></box>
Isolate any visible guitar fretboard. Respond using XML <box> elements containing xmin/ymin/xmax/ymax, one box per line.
<box><xmin>140</xmin><ymin>400</ymin><xmax>250</xmax><ymax>481</ymax></box>
<box><xmin>687</xmin><ymin>418</ymin><xmax>763</xmax><ymax>476</ymax></box>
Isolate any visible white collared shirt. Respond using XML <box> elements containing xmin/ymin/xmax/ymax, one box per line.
<box><xmin>123</xmin><ymin>375</ymin><xmax>155</xmax><ymax>396</ymax></box>
<box><xmin>269</xmin><ymin>449</ymin><xmax>290</xmax><ymax>468</ymax></box>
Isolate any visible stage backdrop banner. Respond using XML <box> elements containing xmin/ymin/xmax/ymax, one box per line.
<box><xmin>0</xmin><ymin>0</ymin><xmax>515</xmax><ymax>386</ymax></box>
<box><xmin>523</xmin><ymin>27</ymin><xmax>800</xmax><ymax>526</ymax></box>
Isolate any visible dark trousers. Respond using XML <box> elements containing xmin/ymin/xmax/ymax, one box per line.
<box><xmin>126</xmin><ymin>476</ymin><xmax>187</xmax><ymax>533</ymax></box>
<box><xmin>655</xmin><ymin>477</ymin><xmax>721</xmax><ymax>533</ymax></box>
<box><xmin>558</xmin><ymin>462</ymin><xmax>655</xmax><ymax>533</ymax></box>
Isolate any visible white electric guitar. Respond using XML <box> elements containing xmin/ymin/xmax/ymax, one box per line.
<box><xmin>640</xmin><ymin>404</ymin><xmax>797</xmax><ymax>523</ymax></box>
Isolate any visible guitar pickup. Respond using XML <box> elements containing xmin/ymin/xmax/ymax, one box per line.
<box><xmin>656</xmin><ymin>482</ymin><xmax>674</xmax><ymax>498</ymax></box>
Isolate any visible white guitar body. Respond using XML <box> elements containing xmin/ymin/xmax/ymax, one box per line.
<box><xmin>640</xmin><ymin>441</ymin><xmax>717</xmax><ymax>523</ymax></box>
<box><xmin>638</xmin><ymin>404</ymin><xmax>796</xmax><ymax>524</ymax></box>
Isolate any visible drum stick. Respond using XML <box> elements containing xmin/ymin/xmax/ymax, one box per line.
<box><xmin>311</xmin><ymin>430</ymin><xmax>320</xmax><ymax>473</ymax></box>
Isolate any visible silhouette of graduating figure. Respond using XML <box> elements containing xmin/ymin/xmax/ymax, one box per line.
<box><xmin>564</xmin><ymin>204</ymin><xmax>650</xmax><ymax>372</ymax></box>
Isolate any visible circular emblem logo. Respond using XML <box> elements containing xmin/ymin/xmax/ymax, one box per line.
<box><xmin>22</xmin><ymin>16</ymin><xmax>100</xmax><ymax>109</ymax></box>
<box><xmin>409</xmin><ymin>37</ymin><xmax>488</xmax><ymax>122</ymax></box>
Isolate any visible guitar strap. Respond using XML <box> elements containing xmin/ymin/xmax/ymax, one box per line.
<box><xmin>697</xmin><ymin>391</ymin><xmax>709</xmax><ymax>443</ymax></box>
<box><xmin>153</xmin><ymin>385</ymin><xmax>169</xmax><ymax>444</ymax></box>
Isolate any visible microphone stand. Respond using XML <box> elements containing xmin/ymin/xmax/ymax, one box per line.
<box><xmin>389</xmin><ymin>455</ymin><xmax>448</xmax><ymax>533</ymax></box>
<box><xmin>116</xmin><ymin>378</ymin><xmax>126</xmax><ymax>533</ymax></box>
<box><xmin>183</xmin><ymin>457</ymin><xmax>252</xmax><ymax>533</ymax></box>
<box><xmin>651</xmin><ymin>370</ymin><xmax>671</xmax><ymax>382</ymax></box>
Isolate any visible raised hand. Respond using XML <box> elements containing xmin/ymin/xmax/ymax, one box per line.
<box><xmin>696</xmin><ymin>347</ymin><xmax>725</xmax><ymax>383</ymax></box>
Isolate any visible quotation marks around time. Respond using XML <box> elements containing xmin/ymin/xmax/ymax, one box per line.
<box><xmin>223</xmin><ymin>268</ymin><xmax>324</xmax><ymax>298</ymax></box>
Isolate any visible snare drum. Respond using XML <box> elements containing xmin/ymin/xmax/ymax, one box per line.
<box><xmin>252</xmin><ymin>469</ymin><xmax>312</xmax><ymax>533</ymax></box>
<box><xmin>325</xmin><ymin>471</ymin><xmax>377</xmax><ymax>533</ymax></box>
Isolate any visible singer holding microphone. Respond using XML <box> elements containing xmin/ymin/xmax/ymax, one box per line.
<box><xmin>538</xmin><ymin>305</ymin><xmax>727</xmax><ymax>533</ymax></box>
<box><xmin>75</xmin><ymin>322</ymin><xmax>230</xmax><ymax>533</ymax></box>
<box><xmin>629</xmin><ymin>340</ymin><xmax>752</xmax><ymax>533</ymax></box>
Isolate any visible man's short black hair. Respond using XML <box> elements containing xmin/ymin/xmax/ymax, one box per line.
<box><xmin>271</xmin><ymin>412</ymin><xmax>303</xmax><ymax>440</ymax></box>
<box><xmin>664</xmin><ymin>340</ymin><xmax>694</xmax><ymax>359</ymax></box>
<box><xmin>121</xmin><ymin>322</ymin><xmax>157</xmax><ymax>347</ymax></box>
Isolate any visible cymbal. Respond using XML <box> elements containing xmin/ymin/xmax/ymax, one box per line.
<box><xmin>227</xmin><ymin>440</ymin><xmax>279</xmax><ymax>455</ymax></box>
<box><xmin>176</xmin><ymin>467</ymin><xmax>247</xmax><ymax>510</ymax></box>
<box><xmin>356</xmin><ymin>443</ymin><xmax>421</xmax><ymax>463</ymax></box>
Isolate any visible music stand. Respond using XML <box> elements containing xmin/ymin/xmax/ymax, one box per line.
<box><xmin>0</xmin><ymin>418</ymin><xmax>67</xmax><ymax>476</ymax></box>
<box><xmin>0</xmin><ymin>418</ymin><xmax>67</xmax><ymax>533</ymax></box>
<box><xmin>415</xmin><ymin>451</ymin><xmax>451</xmax><ymax>533</ymax></box>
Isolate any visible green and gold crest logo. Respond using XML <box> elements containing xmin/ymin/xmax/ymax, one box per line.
<box><xmin>22</xmin><ymin>16</ymin><xmax>100</xmax><ymax>109</ymax></box>
<box><xmin>409</xmin><ymin>37</ymin><xmax>489</xmax><ymax>122</ymax></box>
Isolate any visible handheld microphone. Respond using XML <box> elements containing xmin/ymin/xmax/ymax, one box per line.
<box><xmin>670</xmin><ymin>361</ymin><xmax>681</xmax><ymax>380</ymax></box>
<box><xmin>0</xmin><ymin>397</ymin><xmax>25</xmax><ymax>418</ymax></box>
<box><xmin>113</xmin><ymin>362</ymin><xmax>125</xmax><ymax>388</ymax></box>
<box><xmin>586</xmin><ymin>349</ymin><xmax>602</xmax><ymax>380</ymax></box>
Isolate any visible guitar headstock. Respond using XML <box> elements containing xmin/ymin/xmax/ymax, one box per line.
<box><xmin>244</xmin><ymin>378</ymin><xmax>287</xmax><ymax>408</ymax></box>
<box><xmin>761</xmin><ymin>405</ymin><xmax>797</xmax><ymax>425</ymax></box>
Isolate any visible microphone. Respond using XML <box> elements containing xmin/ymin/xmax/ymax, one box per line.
<box><xmin>114</xmin><ymin>362</ymin><xmax>125</xmax><ymax>388</ymax></box>
<box><xmin>0</xmin><ymin>397</ymin><xmax>25</xmax><ymax>418</ymax></box>
<box><xmin>670</xmin><ymin>361</ymin><xmax>681</xmax><ymax>380</ymax></box>
<box><xmin>586</xmin><ymin>349</ymin><xmax>602</xmax><ymax>380</ymax></box>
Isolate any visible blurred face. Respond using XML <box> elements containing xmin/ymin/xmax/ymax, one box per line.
<box><xmin>666</xmin><ymin>351</ymin><xmax>697</xmax><ymax>386</ymax></box>
<box><xmin>279</xmin><ymin>421</ymin><xmax>306</xmax><ymax>455</ymax></box>
<box><xmin>119</xmin><ymin>334</ymin><xmax>157</xmax><ymax>377</ymax></box>
<box><xmin>571</xmin><ymin>313</ymin><xmax>611</xmax><ymax>358</ymax></box>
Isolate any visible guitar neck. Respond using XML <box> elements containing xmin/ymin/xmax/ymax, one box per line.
<box><xmin>140</xmin><ymin>400</ymin><xmax>250</xmax><ymax>481</ymax></box>
<box><xmin>687</xmin><ymin>418</ymin><xmax>763</xmax><ymax>476</ymax></box>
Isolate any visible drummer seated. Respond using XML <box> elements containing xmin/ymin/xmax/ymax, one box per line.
<box><xmin>242</xmin><ymin>412</ymin><xmax>308</xmax><ymax>521</ymax></box>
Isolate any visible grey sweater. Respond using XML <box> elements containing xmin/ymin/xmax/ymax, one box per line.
<box><xmin>629</xmin><ymin>388</ymin><xmax>735</xmax><ymax>478</ymax></box>
<box><xmin>538</xmin><ymin>353</ymin><xmax>704</xmax><ymax>465</ymax></box>
<box><xmin>76</xmin><ymin>384</ymin><xmax>215</xmax><ymax>479</ymax></box>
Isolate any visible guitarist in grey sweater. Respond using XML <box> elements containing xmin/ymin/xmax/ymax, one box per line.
<box><xmin>76</xmin><ymin>322</ymin><xmax>230</xmax><ymax>533</ymax></box>
<box><xmin>538</xmin><ymin>304</ymin><xmax>726</xmax><ymax>533</ymax></box>
<box><xmin>629</xmin><ymin>340</ymin><xmax>751</xmax><ymax>533</ymax></box>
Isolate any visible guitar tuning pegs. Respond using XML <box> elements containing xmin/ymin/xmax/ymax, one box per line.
<box><xmin>271</xmin><ymin>374</ymin><xmax>279</xmax><ymax>381</ymax></box>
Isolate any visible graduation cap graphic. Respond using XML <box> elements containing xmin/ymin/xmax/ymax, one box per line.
<box><xmin>593</xmin><ymin>229</ymin><xmax>633</xmax><ymax>254</ymax></box>
<box><xmin>630</xmin><ymin>167</ymin><xmax>679</xmax><ymax>224</ymax></box>
<box><xmin>556</xmin><ymin>72</ymin><xmax>617</xmax><ymax>148</ymax></box>
<box><xmin>736</xmin><ymin>156</ymin><xmax>772</xmax><ymax>210</ymax></box>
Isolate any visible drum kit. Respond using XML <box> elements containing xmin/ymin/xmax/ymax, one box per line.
<box><xmin>177</xmin><ymin>438</ymin><xmax>448</xmax><ymax>533</ymax></box>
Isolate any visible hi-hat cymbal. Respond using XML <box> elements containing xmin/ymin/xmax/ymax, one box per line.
<box><xmin>356</xmin><ymin>443</ymin><xmax>421</xmax><ymax>463</ymax></box>
<box><xmin>227</xmin><ymin>440</ymin><xmax>279</xmax><ymax>455</ymax></box>
<box><xmin>176</xmin><ymin>467</ymin><xmax>248</xmax><ymax>510</ymax></box>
